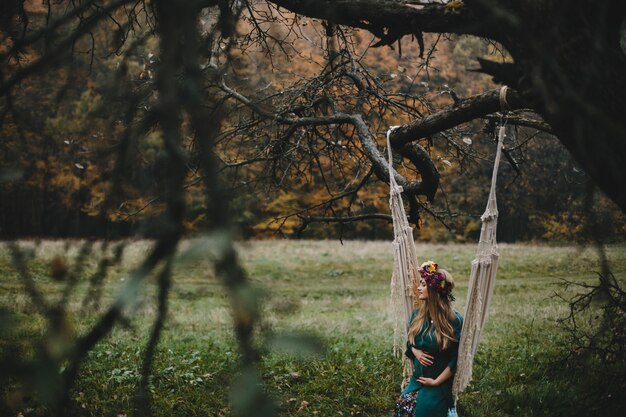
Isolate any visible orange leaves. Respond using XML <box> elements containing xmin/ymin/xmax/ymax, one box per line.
<box><xmin>253</xmin><ymin>190</ymin><xmax>301</xmax><ymax>236</ymax></box>
<box><xmin>82</xmin><ymin>180</ymin><xmax>112</xmax><ymax>217</ymax></box>
<box><xmin>24</xmin><ymin>0</ymin><xmax>49</xmax><ymax>13</ymax></box>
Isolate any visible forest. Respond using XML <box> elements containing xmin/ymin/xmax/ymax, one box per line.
<box><xmin>1</xmin><ymin>0</ymin><xmax>623</xmax><ymax>242</ymax></box>
<box><xmin>1</xmin><ymin>1</ymin><xmax>625</xmax><ymax>417</ymax></box>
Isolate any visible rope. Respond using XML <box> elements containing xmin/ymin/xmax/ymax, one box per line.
<box><xmin>387</xmin><ymin>126</ymin><xmax>401</xmax><ymax>191</ymax></box>
<box><xmin>498</xmin><ymin>85</ymin><xmax>510</xmax><ymax>112</ymax></box>
<box><xmin>387</xmin><ymin>125</ymin><xmax>418</xmax><ymax>389</ymax></box>
<box><xmin>453</xmin><ymin>117</ymin><xmax>509</xmax><ymax>400</ymax></box>
<box><xmin>485</xmin><ymin>125</ymin><xmax>504</xmax><ymax>218</ymax></box>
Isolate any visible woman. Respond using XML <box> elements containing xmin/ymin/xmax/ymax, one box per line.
<box><xmin>394</xmin><ymin>261</ymin><xmax>463</xmax><ymax>417</ymax></box>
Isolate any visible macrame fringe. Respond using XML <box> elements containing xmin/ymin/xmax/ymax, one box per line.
<box><xmin>452</xmin><ymin>124</ymin><xmax>508</xmax><ymax>400</ymax></box>
<box><xmin>387</xmin><ymin>126</ymin><xmax>418</xmax><ymax>388</ymax></box>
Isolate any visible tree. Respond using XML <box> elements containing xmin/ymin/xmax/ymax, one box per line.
<box><xmin>0</xmin><ymin>0</ymin><xmax>624</xmax><ymax>415</ymax></box>
<box><xmin>1</xmin><ymin>1</ymin><xmax>273</xmax><ymax>415</ymax></box>
<box><xmin>267</xmin><ymin>0</ymin><xmax>626</xmax><ymax>211</ymax></box>
<box><xmin>2</xmin><ymin>1</ymin><xmax>624</xmax><ymax>238</ymax></box>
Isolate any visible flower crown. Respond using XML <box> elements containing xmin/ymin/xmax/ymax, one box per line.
<box><xmin>418</xmin><ymin>260</ymin><xmax>455</xmax><ymax>301</ymax></box>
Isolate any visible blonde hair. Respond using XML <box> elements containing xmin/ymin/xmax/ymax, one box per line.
<box><xmin>407</xmin><ymin>269</ymin><xmax>457</xmax><ymax>351</ymax></box>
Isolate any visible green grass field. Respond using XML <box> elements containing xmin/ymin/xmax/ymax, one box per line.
<box><xmin>1</xmin><ymin>240</ymin><xmax>625</xmax><ymax>416</ymax></box>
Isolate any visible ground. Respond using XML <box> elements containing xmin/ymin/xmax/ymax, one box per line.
<box><xmin>1</xmin><ymin>240</ymin><xmax>625</xmax><ymax>416</ymax></box>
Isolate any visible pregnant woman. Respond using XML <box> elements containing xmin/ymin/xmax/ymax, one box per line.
<box><xmin>394</xmin><ymin>261</ymin><xmax>463</xmax><ymax>417</ymax></box>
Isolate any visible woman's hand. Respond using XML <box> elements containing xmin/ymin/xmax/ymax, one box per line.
<box><xmin>418</xmin><ymin>367</ymin><xmax>453</xmax><ymax>388</ymax></box>
<box><xmin>417</xmin><ymin>377</ymin><xmax>439</xmax><ymax>387</ymax></box>
<box><xmin>411</xmin><ymin>347</ymin><xmax>434</xmax><ymax>367</ymax></box>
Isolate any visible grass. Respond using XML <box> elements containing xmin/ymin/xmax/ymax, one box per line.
<box><xmin>1</xmin><ymin>240</ymin><xmax>625</xmax><ymax>416</ymax></box>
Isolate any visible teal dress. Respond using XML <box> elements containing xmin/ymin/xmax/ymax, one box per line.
<box><xmin>402</xmin><ymin>310</ymin><xmax>463</xmax><ymax>417</ymax></box>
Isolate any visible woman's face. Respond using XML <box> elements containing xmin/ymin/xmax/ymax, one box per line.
<box><xmin>417</xmin><ymin>278</ymin><xmax>429</xmax><ymax>300</ymax></box>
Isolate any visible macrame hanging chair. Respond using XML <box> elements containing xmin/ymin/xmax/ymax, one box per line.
<box><xmin>388</xmin><ymin>86</ymin><xmax>510</xmax><ymax>397</ymax></box>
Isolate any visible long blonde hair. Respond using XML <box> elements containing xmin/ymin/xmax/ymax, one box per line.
<box><xmin>407</xmin><ymin>269</ymin><xmax>457</xmax><ymax>351</ymax></box>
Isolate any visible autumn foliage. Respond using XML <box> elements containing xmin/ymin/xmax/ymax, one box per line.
<box><xmin>0</xmin><ymin>1</ymin><xmax>623</xmax><ymax>241</ymax></box>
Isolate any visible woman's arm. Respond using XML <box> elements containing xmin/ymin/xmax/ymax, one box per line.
<box><xmin>446</xmin><ymin>312</ymin><xmax>464</xmax><ymax>373</ymax></box>
<box><xmin>417</xmin><ymin>366</ymin><xmax>453</xmax><ymax>387</ymax></box>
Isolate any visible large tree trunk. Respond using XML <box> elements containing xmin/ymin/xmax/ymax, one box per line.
<box><xmin>521</xmin><ymin>41</ymin><xmax>626</xmax><ymax>211</ymax></box>
<box><xmin>479</xmin><ymin>0</ymin><xmax>626</xmax><ymax>210</ymax></box>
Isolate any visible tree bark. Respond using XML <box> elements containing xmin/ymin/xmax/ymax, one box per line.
<box><xmin>389</xmin><ymin>88</ymin><xmax>525</xmax><ymax>149</ymax></box>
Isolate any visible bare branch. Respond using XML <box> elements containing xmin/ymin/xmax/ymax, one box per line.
<box><xmin>0</xmin><ymin>0</ymin><xmax>134</xmax><ymax>97</ymax></box>
<box><xmin>219</xmin><ymin>80</ymin><xmax>428</xmax><ymax>195</ymax></box>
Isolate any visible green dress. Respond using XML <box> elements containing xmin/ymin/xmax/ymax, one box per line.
<box><xmin>402</xmin><ymin>310</ymin><xmax>464</xmax><ymax>417</ymax></box>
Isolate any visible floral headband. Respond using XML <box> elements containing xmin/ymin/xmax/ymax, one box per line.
<box><xmin>418</xmin><ymin>260</ymin><xmax>455</xmax><ymax>301</ymax></box>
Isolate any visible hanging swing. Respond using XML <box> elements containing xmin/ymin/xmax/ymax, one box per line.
<box><xmin>388</xmin><ymin>86</ymin><xmax>510</xmax><ymax>399</ymax></box>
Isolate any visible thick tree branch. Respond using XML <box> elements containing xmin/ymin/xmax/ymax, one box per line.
<box><xmin>397</xmin><ymin>143</ymin><xmax>439</xmax><ymax>202</ymax></box>
<box><xmin>271</xmin><ymin>0</ymin><xmax>483</xmax><ymax>39</ymax></box>
<box><xmin>485</xmin><ymin>114</ymin><xmax>553</xmax><ymax>134</ymax></box>
<box><xmin>389</xmin><ymin>88</ymin><xmax>525</xmax><ymax>148</ymax></box>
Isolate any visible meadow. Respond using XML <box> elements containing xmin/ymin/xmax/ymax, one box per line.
<box><xmin>1</xmin><ymin>240</ymin><xmax>625</xmax><ymax>417</ymax></box>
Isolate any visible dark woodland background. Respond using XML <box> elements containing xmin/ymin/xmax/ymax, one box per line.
<box><xmin>1</xmin><ymin>1</ymin><xmax>623</xmax><ymax>242</ymax></box>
